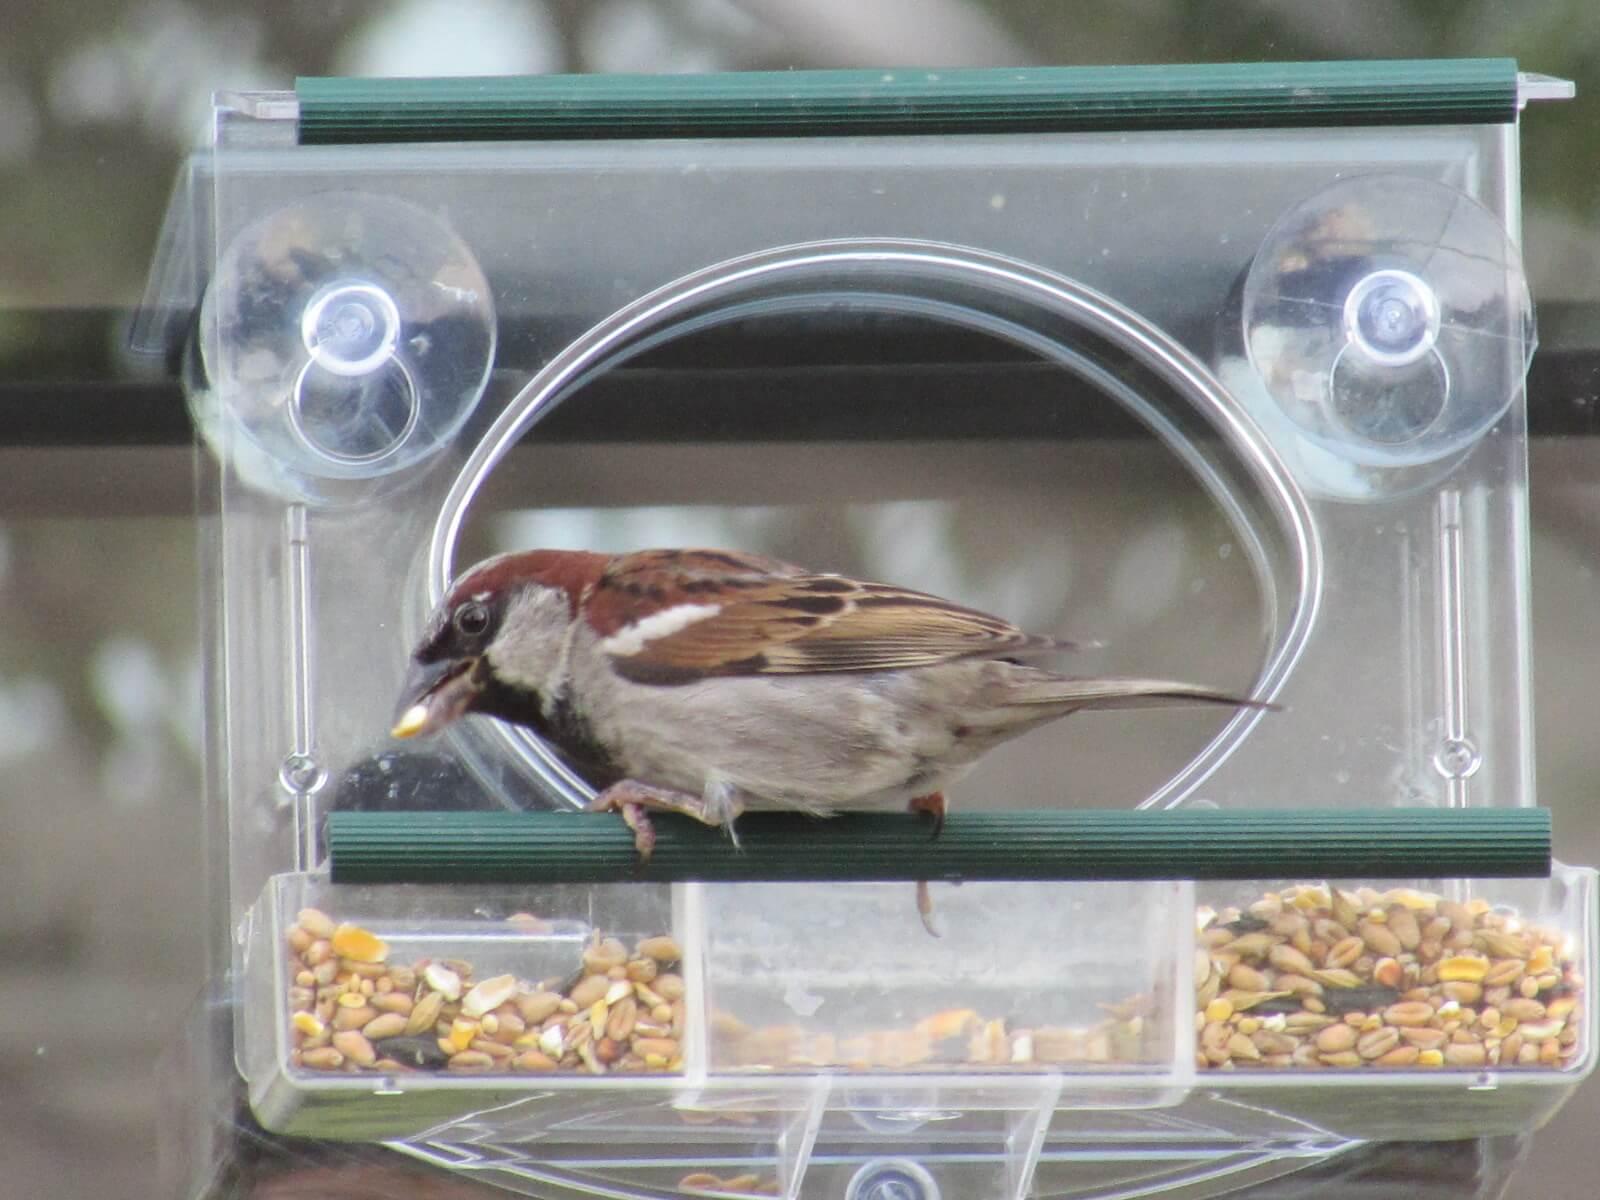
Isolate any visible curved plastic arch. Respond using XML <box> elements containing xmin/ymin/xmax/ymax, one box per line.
<box><xmin>424</xmin><ymin>239</ymin><xmax>1323</xmax><ymax>812</ymax></box>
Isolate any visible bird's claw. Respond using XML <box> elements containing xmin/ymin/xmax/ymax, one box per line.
<box><xmin>590</xmin><ymin>778</ymin><xmax>736</xmax><ymax>866</ymax></box>
<box><xmin>619</xmin><ymin>801</ymin><xmax>655</xmax><ymax>867</ymax></box>
<box><xmin>908</xmin><ymin>791</ymin><xmax>947</xmax><ymax>841</ymax></box>
<box><xmin>588</xmin><ymin>782</ymin><xmax>662</xmax><ymax>866</ymax></box>
<box><xmin>916</xmin><ymin>879</ymin><xmax>942</xmax><ymax>938</ymax></box>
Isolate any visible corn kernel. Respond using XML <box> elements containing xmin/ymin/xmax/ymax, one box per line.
<box><xmin>330</xmin><ymin>923</ymin><xmax>390</xmax><ymax>964</ymax></box>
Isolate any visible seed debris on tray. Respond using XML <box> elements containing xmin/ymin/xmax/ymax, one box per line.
<box><xmin>285</xmin><ymin>908</ymin><xmax>686</xmax><ymax>1075</ymax></box>
<box><xmin>678</xmin><ymin>1171</ymin><xmax>781</xmax><ymax>1197</ymax></box>
<box><xmin>711</xmin><ymin>999</ymin><xmax>1156</xmax><ymax>1071</ymax></box>
<box><xmin>1194</xmin><ymin>885</ymin><xmax>1585</xmax><ymax>1070</ymax></box>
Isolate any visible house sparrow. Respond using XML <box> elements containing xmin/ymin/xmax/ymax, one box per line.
<box><xmin>392</xmin><ymin>548</ymin><xmax>1265</xmax><ymax>864</ymax></box>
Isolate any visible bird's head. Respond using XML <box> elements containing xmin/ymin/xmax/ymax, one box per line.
<box><xmin>391</xmin><ymin>549</ymin><xmax>610</xmax><ymax>740</ymax></box>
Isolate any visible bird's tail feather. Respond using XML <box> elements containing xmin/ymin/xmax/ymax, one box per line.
<box><xmin>1009</xmin><ymin>676</ymin><xmax>1274</xmax><ymax>713</ymax></box>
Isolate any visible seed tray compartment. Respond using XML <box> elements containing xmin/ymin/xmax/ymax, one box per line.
<box><xmin>249</xmin><ymin>868</ymin><xmax>1595</xmax><ymax>1152</ymax></box>
<box><xmin>700</xmin><ymin>880</ymin><xmax>1188</xmax><ymax>1084</ymax></box>
<box><xmin>1189</xmin><ymin>869</ymin><xmax>1597</xmax><ymax>1140</ymax></box>
<box><xmin>248</xmin><ymin>874</ymin><xmax>698</xmax><ymax>1138</ymax></box>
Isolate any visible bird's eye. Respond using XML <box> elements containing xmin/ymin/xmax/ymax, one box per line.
<box><xmin>452</xmin><ymin>600</ymin><xmax>490</xmax><ymax>638</ymax></box>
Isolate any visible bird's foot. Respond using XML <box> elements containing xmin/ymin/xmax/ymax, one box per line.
<box><xmin>588</xmin><ymin>778</ymin><xmax>734</xmax><ymax>861</ymax></box>
<box><xmin>916</xmin><ymin>880</ymin><xmax>942</xmax><ymax>938</ymax></box>
<box><xmin>618</xmin><ymin>801</ymin><xmax>656</xmax><ymax>865</ymax></box>
<box><xmin>907</xmin><ymin>791</ymin><xmax>947</xmax><ymax>841</ymax></box>
<box><xmin>905</xmin><ymin>793</ymin><xmax>947</xmax><ymax>935</ymax></box>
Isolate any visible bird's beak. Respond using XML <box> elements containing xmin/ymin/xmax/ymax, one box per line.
<box><xmin>391</xmin><ymin>657</ymin><xmax>484</xmax><ymax>740</ymax></box>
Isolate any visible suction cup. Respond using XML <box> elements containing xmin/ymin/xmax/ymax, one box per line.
<box><xmin>198</xmin><ymin>192</ymin><xmax>494</xmax><ymax>497</ymax></box>
<box><xmin>1241</xmin><ymin>175</ymin><xmax>1533</xmax><ymax>469</ymax></box>
<box><xmin>847</xmin><ymin>1159</ymin><xmax>941</xmax><ymax>1200</ymax></box>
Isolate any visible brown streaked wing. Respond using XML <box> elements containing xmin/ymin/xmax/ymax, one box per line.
<box><xmin>756</xmin><ymin>581</ymin><xmax>1060</xmax><ymax>673</ymax></box>
<box><xmin>587</xmin><ymin>550</ymin><xmax>1063</xmax><ymax>681</ymax></box>
<box><xmin>583</xmin><ymin>548</ymin><xmax>807</xmax><ymax>640</ymax></box>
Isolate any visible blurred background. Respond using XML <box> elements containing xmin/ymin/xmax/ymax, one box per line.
<box><xmin>2</xmin><ymin>2</ymin><xmax>1599</xmax><ymax>1197</ymax></box>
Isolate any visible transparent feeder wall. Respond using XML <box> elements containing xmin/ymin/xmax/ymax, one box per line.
<box><xmin>157</xmin><ymin>61</ymin><xmax>1597</xmax><ymax>1198</ymax></box>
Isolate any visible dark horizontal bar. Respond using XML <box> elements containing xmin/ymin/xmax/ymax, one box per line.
<box><xmin>296</xmin><ymin>61</ymin><xmax>1519</xmax><ymax>145</ymax></box>
<box><xmin>326</xmin><ymin>807</ymin><xmax>1551</xmax><ymax>885</ymax></box>
<box><xmin>0</xmin><ymin>380</ymin><xmax>192</xmax><ymax>447</ymax></box>
<box><xmin>9</xmin><ymin>303</ymin><xmax>1600</xmax><ymax>447</ymax></box>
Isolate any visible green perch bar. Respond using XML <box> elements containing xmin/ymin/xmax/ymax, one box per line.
<box><xmin>296</xmin><ymin>60</ymin><xmax>1519</xmax><ymax>145</ymax></box>
<box><xmin>326</xmin><ymin>807</ymin><xmax>1551</xmax><ymax>885</ymax></box>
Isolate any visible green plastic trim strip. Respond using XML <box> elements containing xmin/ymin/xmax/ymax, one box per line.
<box><xmin>296</xmin><ymin>59</ymin><xmax>1519</xmax><ymax>145</ymax></box>
<box><xmin>326</xmin><ymin>807</ymin><xmax>1550</xmax><ymax>885</ymax></box>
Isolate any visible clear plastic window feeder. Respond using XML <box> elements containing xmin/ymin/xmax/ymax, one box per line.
<box><xmin>140</xmin><ymin>59</ymin><xmax>1593</xmax><ymax>1200</ymax></box>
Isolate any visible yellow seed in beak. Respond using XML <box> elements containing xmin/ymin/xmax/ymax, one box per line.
<box><xmin>391</xmin><ymin>704</ymin><xmax>429</xmax><ymax>740</ymax></box>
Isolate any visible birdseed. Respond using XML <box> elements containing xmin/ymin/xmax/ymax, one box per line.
<box><xmin>285</xmin><ymin>908</ymin><xmax>687</xmax><ymax>1077</ymax></box>
<box><xmin>285</xmin><ymin>886</ymin><xmax>1584</xmax><ymax>1081</ymax></box>
<box><xmin>710</xmin><ymin>999</ymin><xmax>1157</xmax><ymax>1071</ymax></box>
<box><xmin>678</xmin><ymin>1171</ymin><xmax>781</xmax><ymax>1196</ymax></box>
<box><xmin>1194</xmin><ymin>885</ymin><xmax>1585</xmax><ymax>1071</ymax></box>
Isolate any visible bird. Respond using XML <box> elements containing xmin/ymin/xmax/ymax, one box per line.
<box><xmin>391</xmin><ymin>547</ymin><xmax>1266</xmax><ymax>871</ymax></box>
